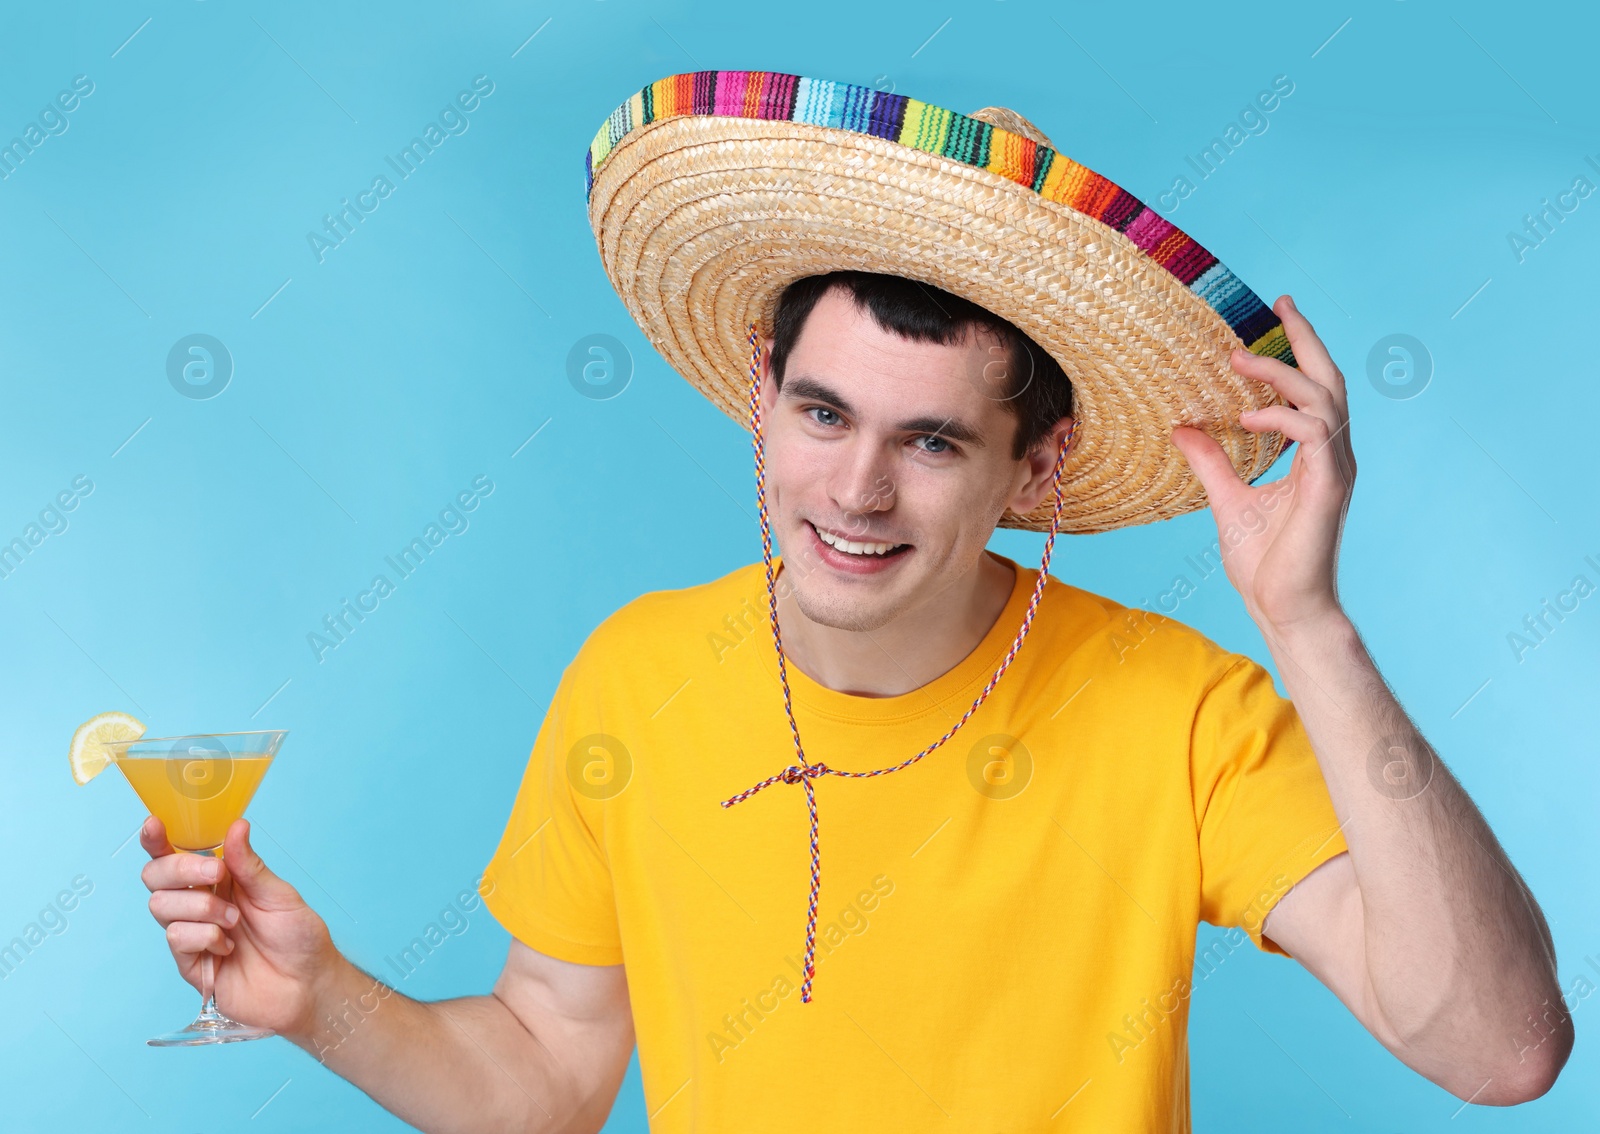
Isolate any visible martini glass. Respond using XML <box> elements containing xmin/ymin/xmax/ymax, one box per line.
<box><xmin>106</xmin><ymin>730</ymin><xmax>285</xmax><ymax>1046</ymax></box>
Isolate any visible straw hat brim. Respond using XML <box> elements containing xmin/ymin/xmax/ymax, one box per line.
<box><xmin>585</xmin><ymin>71</ymin><xmax>1298</xmax><ymax>534</ymax></box>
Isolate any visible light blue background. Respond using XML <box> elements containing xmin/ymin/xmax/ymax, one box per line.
<box><xmin>2</xmin><ymin>0</ymin><xmax>1595</xmax><ymax>1129</ymax></box>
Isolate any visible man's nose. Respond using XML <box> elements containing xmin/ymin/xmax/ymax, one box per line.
<box><xmin>829</xmin><ymin>441</ymin><xmax>896</xmax><ymax>526</ymax></box>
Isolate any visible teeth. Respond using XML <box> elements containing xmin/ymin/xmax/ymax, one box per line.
<box><xmin>814</xmin><ymin>524</ymin><xmax>905</xmax><ymax>557</ymax></box>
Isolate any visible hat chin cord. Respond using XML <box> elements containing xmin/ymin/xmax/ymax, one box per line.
<box><xmin>719</xmin><ymin>320</ymin><xmax>1078</xmax><ymax>1003</ymax></box>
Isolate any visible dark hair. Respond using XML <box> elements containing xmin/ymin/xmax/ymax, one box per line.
<box><xmin>768</xmin><ymin>270</ymin><xmax>1074</xmax><ymax>461</ymax></box>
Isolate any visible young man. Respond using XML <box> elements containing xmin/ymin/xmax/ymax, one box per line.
<box><xmin>138</xmin><ymin>72</ymin><xmax>1570</xmax><ymax>1131</ymax></box>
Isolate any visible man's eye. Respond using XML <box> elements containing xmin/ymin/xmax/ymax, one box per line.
<box><xmin>806</xmin><ymin>407</ymin><xmax>842</xmax><ymax>427</ymax></box>
<box><xmin>914</xmin><ymin>434</ymin><xmax>952</xmax><ymax>455</ymax></box>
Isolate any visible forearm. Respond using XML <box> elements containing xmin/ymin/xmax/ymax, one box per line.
<box><xmin>289</xmin><ymin>953</ymin><xmax>581</xmax><ymax>1134</ymax></box>
<box><xmin>1263</xmin><ymin>612</ymin><xmax>1569</xmax><ymax>1092</ymax></box>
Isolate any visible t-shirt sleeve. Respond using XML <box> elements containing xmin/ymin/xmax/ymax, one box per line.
<box><xmin>479</xmin><ymin>654</ymin><xmax>624</xmax><ymax>966</ymax></box>
<box><xmin>1191</xmin><ymin>653</ymin><xmax>1349</xmax><ymax>957</ymax></box>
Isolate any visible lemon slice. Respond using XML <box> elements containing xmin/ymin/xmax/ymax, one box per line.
<box><xmin>70</xmin><ymin>711</ymin><xmax>146</xmax><ymax>784</ymax></box>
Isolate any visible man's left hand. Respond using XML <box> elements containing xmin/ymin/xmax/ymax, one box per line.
<box><xmin>1169</xmin><ymin>294</ymin><xmax>1357</xmax><ymax>635</ymax></box>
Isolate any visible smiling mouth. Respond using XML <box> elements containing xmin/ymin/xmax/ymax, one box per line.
<box><xmin>806</xmin><ymin>520</ymin><xmax>911</xmax><ymax>558</ymax></box>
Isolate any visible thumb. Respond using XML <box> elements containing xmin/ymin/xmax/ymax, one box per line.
<box><xmin>1170</xmin><ymin>425</ymin><xmax>1246</xmax><ymax>512</ymax></box>
<box><xmin>221</xmin><ymin>819</ymin><xmax>301</xmax><ymax>908</ymax></box>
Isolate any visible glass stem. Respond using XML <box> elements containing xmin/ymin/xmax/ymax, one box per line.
<box><xmin>199</xmin><ymin>848</ymin><xmax>220</xmax><ymax>1017</ymax></box>
<box><xmin>200</xmin><ymin>944</ymin><xmax>217</xmax><ymax>1011</ymax></box>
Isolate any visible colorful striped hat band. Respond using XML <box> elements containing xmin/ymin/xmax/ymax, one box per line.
<box><xmin>584</xmin><ymin>69</ymin><xmax>1299</xmax><ymax>534</ymax></box>
<box><xmin>721</xmin><ymin>322</ymin><xmax>1076</xmax><ymax>1002</ymax></box>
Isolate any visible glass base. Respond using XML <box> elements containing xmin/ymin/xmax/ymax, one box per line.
<box><xmin>148</xmin><ymin>1002</ymin><xmax>275</xmax><ymax>1047</ymax></box>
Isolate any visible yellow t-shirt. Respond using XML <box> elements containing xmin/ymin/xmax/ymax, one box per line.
<box><xmin>480</xmin><ymin>552</ymin><xmax>1349</xmax><ymax>1132</ymax></box>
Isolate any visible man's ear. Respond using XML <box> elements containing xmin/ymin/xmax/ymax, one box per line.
<box><xmin>1007</xmin><ymin>415</ymin><xmax>1076</xmax><ymax>515</ymax></box>
<box><xmin>759</xmin><ymin>336</ymin><xmax>778</xmax><ymax>409</ymax></box>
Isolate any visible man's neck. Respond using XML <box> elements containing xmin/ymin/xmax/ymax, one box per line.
<box><xmin>773</xmin><ymin>551</ymin><xmax>1017</xmax><ymax>698</ymax></box>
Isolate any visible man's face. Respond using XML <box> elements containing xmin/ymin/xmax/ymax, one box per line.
<box><xmin>760</xmin><ymin>286</ymin><xmax>1069</xmax><ymax>633</ymax></box>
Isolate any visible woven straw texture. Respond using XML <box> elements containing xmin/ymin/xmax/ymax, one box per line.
<box><xmin>586</xmin><ymin>71</ymin><xmax>1296</xmax><ymax>533</ymax></box>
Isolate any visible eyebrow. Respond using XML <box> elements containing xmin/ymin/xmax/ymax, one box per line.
<box><xmin>780</xmin><ymin>374</ymin><xmax>987</xmax><ymax>448</ymax></box>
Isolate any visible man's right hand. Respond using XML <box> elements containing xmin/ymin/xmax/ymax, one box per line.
<box><xmin>141</xmin><ymin>815</ymin><xmax>338</xmax><ymax>1040</ymax></box>
<box><xmin>141</xmin><ymin>812</ymin><xmax>635</xmax><ymax>1132</ymax></box>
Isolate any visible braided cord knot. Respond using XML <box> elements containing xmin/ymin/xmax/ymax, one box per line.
<box><xmin>780</xmin><ymin>763</ymin><xmax>829</xmax><ymax>784</ymax></box>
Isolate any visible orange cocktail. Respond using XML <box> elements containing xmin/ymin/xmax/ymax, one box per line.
<box><xmin>77</xmin><ymin>725</ymin><xmax>288</xmax><ymax>1046</ymax></box>
<box><xmin>114</xmin><ymin>754</ymin><xmax>273</xmax><ymax>851</ymax></box>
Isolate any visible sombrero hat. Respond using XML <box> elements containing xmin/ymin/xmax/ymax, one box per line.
<box><xmin>584</xmin><ymin>69</ymin><xmax>1298</xmax><ymax>534</ymax></box>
